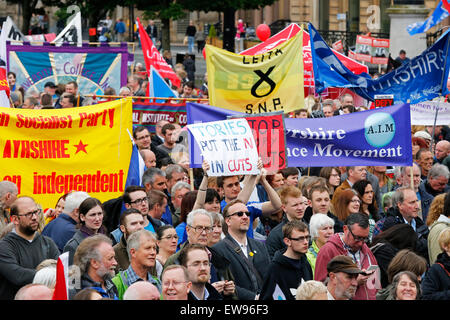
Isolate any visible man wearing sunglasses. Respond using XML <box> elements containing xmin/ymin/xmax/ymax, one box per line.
<box><xmin>213</xmin><ymin>199</ymin><xmax>271</xmax><ymax>300</ymax></box>
<box><xmin>314</xmin><ymin>213</ymin><xmax>379</xmax><ymax>300</ymax></box>
<box><xmin>0</xmin><ymin>196</ymin><xmax>60</xmax><ymax>300</ymax></box>
<box><xmin>260</xmin><ymin>220</ymin><xmax>313</xmax><ymax>300</ymax></box>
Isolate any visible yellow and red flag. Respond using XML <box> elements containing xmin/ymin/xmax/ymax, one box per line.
<box><xmin>0</xmin><ymin>98</ymin><xmax>133</xmax><ymax>209</ymax></box>
<box><xmin>206</xmin><ymin>30</ymin><xmax>304</xmax><ymax>114</ymax></box>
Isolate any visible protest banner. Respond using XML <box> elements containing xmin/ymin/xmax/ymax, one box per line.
<box><xmin>6</xmin><ymin>42</ymin><xmax>130</xmax><ymax>97</ymax></box>
<box><xmin>133</xmin><ymin>101</ymin><xmax>187</xmax><ymax>132</ymax></box>
<box><xmin>309</xmin><ymin>23</ymin><xmax>450</xmax><ymax>103</ymax></box>
<box><xmin>228</xmin><ymin>111</ymin><xmax>287</xmax><ymax>173</ymax></box>
<box><xmin>371</xmin><ymin>38</ymin><xmax>390</xmax><ymax>65</ymax></box>
<box><xmin>410</xmin><ymin>100</ymin><xmax>450</xmax><ymax>125</ymax></box>
<box><xmin>355</xmin><ymin>35</ymin><xmax>372</xmax><ymax>63</ymax></box>
<box><xmin>187</xmin><ymin>118</ymin><xmax>259</xmax><ymax>176</ymax></box>
<box><xmin>285</xmin><ymin>103</ymin><xmax>412</xmax><ymax>167</ymax></box>
<box><xmin>187</xmin><ymin>102</ymin><xmax>413</xmax><ymax>168</ymax></box>
<box><xmin>206</xmin><ymin>31</ymin><xmax>303</xmax><ymax>114</ymax></box>
<box><xmin>0</xmin><ymin>98</ymin><xmax>133</xmax><ymax>209</ymax></box>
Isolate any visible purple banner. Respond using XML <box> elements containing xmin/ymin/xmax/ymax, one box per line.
<box><xmin>187</xmin><ymin>102</ymin><xmax>413</xmax><ymax>167</ymax></box>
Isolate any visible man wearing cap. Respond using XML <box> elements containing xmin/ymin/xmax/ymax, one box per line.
<box><xmin>326</xmin><ymin>255</ymin><xmax>363</xmax><ymax>300</ymax></box>
<box><xmin>315</xmin><ymin>213</ymin><xmax>379</xmax><ymax>300</ymax></box>
<box><xmin>43</xmin><ymin>81</ymin><xmax>59</xmax><ymax>106</ymax></box>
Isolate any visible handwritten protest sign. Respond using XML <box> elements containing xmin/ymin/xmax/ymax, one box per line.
<box><xmin>187</xmin><ymin>119</ymin><xmax>259</xmax><ymax>176</ymax></box>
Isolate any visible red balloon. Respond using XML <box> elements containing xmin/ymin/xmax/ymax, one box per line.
<box><xmin>256</xmin><ymin>24</ymin><xmax>271</xmax><ymax>42</ymax></box>
<box><xmin>202</xmin><ymin>47</ymin><xmax>206</xmax><ymax>60</ymax></box>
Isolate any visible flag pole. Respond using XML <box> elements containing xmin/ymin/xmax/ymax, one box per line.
<box><xmin>430</xmin><ymin>26</ymin><xmax>450</xmax><ymax>152</ymax></box>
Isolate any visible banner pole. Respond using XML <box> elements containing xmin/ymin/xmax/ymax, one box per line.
<box><xmin>189</xmin><ymin>168</ymin><xmax>195</xmax><ymax>190</ymax></box>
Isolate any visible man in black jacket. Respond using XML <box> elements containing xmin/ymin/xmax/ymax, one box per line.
<box><xmin>374</xmin><ymin>187</ymin><xmax>429</xmax><ymax>261</ymax></box>
<box><xmin>212</xmin><ymin>200</ymin><xmax>271</xmax><ymax>299</ymax></box>
<box><xmin>266</xmin><ymin>186</ymin><xmax>308</xmax><ymax>259</ymax></box>
<box><xmin>0</xmin><ymin>197</ymin><xmax>59</xmax><ymax>299</ymax></box>
<box><xmin>260</xmin><ymin>220</ymin><xmax>313</xmax><ymax>300</ymax></box>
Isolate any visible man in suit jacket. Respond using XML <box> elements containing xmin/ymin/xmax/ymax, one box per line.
<box><xmin>212</xmin><ymin>199</ymin><xmax>270</xmax><ymax>300</ymax></box>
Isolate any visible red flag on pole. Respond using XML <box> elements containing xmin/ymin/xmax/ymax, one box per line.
<box><xmin>136</xmin><ymin>18</ymin><xmax>180</xmax><ymax>94</ymax></box>
<box><xmin>52</xmin><ymin>252</ymin><xmax>69</xmax><ymax>300</ymax></box>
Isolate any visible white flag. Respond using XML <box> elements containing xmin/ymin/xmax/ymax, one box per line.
<box><xmin>272</xmin><ymin>284</ymin><xmax>286</xmax><ymax>300</ymax></box>
<box><xmin>2</xmin><ymin>17</ymin><xmax>24</xmax><ymax>43</ymax></box>
<box><xmin>52</xmin><ymin>11</ymin><xmax>82</xmax><ymax>47</ymax></box>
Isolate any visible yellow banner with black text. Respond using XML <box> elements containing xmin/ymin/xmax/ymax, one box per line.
<box><xmin>206</xmin><ymin>31</ymin><xmax>304</xmax><ymax>114</ymax></box>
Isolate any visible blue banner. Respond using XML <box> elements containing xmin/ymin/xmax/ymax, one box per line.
<box><xmin>309</xmin><ymin>23</ymin><xmax>450</xmax><ymax>104</ymax></box>
<box><xmin>187</xmin><ymin>102</ymin><xmax>413</xmax><ymax>168</ymax></box>
<box><xmin>407</xmin><ymin>1</ymin><xmax>449</xmax><ymax>35</ymax></box>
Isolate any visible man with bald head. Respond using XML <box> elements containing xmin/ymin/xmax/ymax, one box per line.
<box><xmin>14</xmin><ymin>284</ymin><xmax>53</xmax><ymax>300</ymax></box>
<box><xmin>140</xmin><ymin>149</ymin><xmax>157</xmax><ymax>169</ymax></box>
<box><xmin>123</xmin><ymin>280</ymin><xmax>160</xmax><ymax>300</ymax></box>
<box><xmin>434</xmin><ymin>140</ymin><xmax>450</xmax><ymax>169</ymax></box>
<box><xmin>0</xmin><ymin>196</ymin><xmax>60</xmax><ymax>299</ymax></box>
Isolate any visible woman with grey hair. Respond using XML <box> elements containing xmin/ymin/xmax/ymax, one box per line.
<box><xmin>306</xmin><ymin>213</ymin><xmax>335</xmax><ymax>277</ymax></box>
<box><xmin>390</xmin><ymin>271</ymin><xmax>420</xmax><ymax>300</ymax></box>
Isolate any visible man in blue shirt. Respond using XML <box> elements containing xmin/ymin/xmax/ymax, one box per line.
<box><xmin>114</xmin><ymin>18</ymin><xmax>126</xmax><ymax>42</ymax></box>
<box><xmin>42</xmin><ymin>191</ymin><xmax>90</xmax><ymax>252</ymax></box>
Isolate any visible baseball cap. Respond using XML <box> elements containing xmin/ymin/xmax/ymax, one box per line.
<box><xmin>44</xmin><ymin>81</ymin><xmax>57</xmax><ymax>88</ymax></box>
<box><xmin>326</xmin><ymin>255</ymin><xmax>363</xmax><ymax>275</ymax></box>
<box><xmin>413</xmin><ymin>131</ymin><xmax>432</xmax><ymax>142</ymax></box>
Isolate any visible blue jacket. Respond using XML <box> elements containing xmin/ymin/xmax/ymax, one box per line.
<box><xmin>42</xmin><ymin>213</ymin><xmax>77</xmax><ymax>252</ymax></box>
<box><xmin>115</xmin><ymin>21</ymin><xmax>126</xmax><ymax>34</ymax></box>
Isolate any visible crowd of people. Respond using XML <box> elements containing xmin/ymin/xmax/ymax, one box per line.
<box><xmin>0</xmin><ymin>107</ymin><xmax>449</xmax><ymax>300</ymax></box>
<box><xmin>1</xmin><ymin>19</ymin><xmax>450</xmax><ymax>302</ymax></box>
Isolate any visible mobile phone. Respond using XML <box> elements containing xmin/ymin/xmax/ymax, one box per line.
<box><xmin>366</xmin><ymin>265</ymin><xmax>378</xmax><ymax>272</ymax></box>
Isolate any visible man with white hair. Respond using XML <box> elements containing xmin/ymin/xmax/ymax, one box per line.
<box><xmin>0</xmin><ymin>181</ymin><xmax>18</xmax><ymax>234</ymax></box>
<box><xmin>421</xmin><ymin>163</ymin><xmax>450</xmax><ymax>198</ymax></box>
<box><xmin>119</xmin><ymin>86</ymin><xmax>132</xmax><ymax>97</ymax></box>
<box><xmin>42</xmin><ymin>191</ymin><xmax>90</xmax><ymax>252</ymax></box>
<box><xmin>112</xmin><ymin>229</ymin><xmax>160</xmax><ymax>299</ymax></box>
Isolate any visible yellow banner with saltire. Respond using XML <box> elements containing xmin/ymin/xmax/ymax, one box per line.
<box><xmin>0</xmin><ymin>98</ymin><xmax>133</xmax><ymax>209</ymax></box>
<box><xmin>206</xmin><ymin>30</ymin><xmax>303</xmax><ymax>114</ymax></box>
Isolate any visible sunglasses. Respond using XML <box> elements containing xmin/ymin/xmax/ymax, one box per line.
<box><xmin>227</xmin><ymin>211</ymin><xmax>250</xmax><ymax>218</ymax></box>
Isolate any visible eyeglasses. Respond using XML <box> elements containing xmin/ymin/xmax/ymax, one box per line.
<box><xmin>227</xmin><ymin>211</ymin><xmax>250</xmax><ymax>218</ymax></box>
<box><xmin>130</xmin><ymin>197</ymin><xmax>148</xmax><ymax>205</ymax></box>
<box><xmin>350</xmin><ymin>199</ymin><xmax>361</xmax><ymax>204</ymax></box>
<box><xmin>161</xmin><ymin>234</ymin><xmax>179</xmax><ymax>240</ymax></box>
<box><xmin>188</xmin><ymin>225</ymin><xmax>213</xmax><ymax>233</ymax></box>
<box><xmin>187</xmin><ymin>261</ymin><xmax>210</xmax><ymax>268</ymax></box>
<box><xmin>162</xmin><ymin>280</ymin><xmax>188</xmax><ymax>287</ymax></box>
<box><xmin>289</xmin><ymin>235</ymin><xmax>311</xmax><ymax>242</ymax></box>
<box><xmin>17</xmin><ymin>209</ymin><xmax>41</xmax><ymax>219</ymax></box>
<box><xmin>136</xmin><ymin>135</ymin><xmax>150</xmax><ymax>140</ymax></box>
<box><xmin>348</xmin><ymin>226</ymin><xmax>369</xmax><ymax>243</ymax></box>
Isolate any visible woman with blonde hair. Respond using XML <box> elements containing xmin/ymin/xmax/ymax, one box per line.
<box><xmin>426</xmin><ymin>193</ymin><xmax>446</xmax><ymax>227</ymax></box>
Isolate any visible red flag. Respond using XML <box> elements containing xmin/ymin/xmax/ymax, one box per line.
<box><xmin>52</xmin><ymin>252</ymin><xmax>69</xmax><ymax>300</ymax></box>
<box><xmin>136</xmin><ymin>18</ymin><xmax>180</xmax><ymax>93</ymax></box>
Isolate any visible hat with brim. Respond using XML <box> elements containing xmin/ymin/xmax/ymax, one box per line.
<box><xmin>413</xmin><ymin>131</ymin><xmax>431</xmax><ymax>142</ymax></box>
<box><xmin>327</xmin><ymin>255</ymin><xmax>363</xmax><ymax>275</ymax></box>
